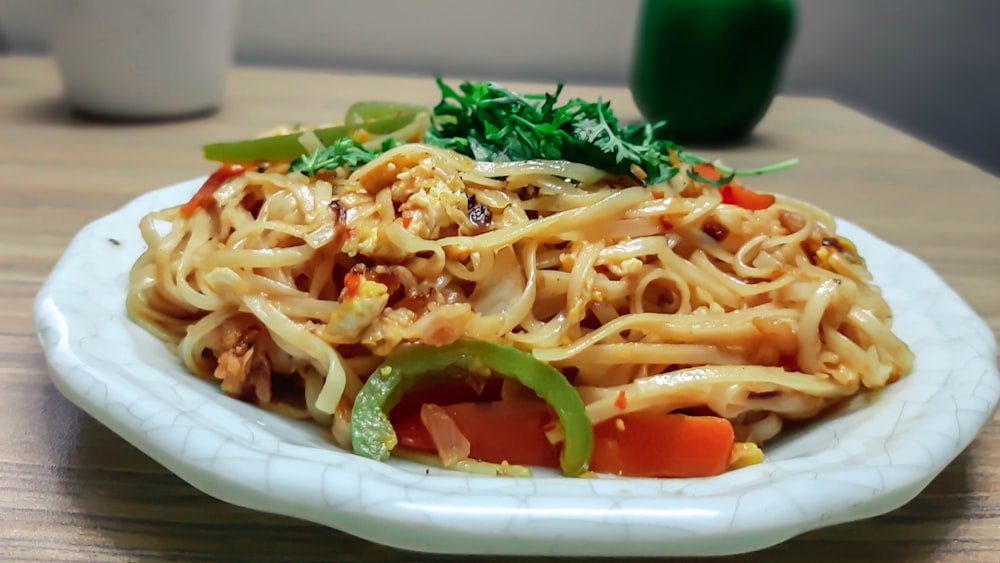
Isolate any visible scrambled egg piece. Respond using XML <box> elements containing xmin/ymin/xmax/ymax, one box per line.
<box><xmin>341</xmin><ymin>157</ymin><xmax>472</xmax><ymax>260</ymax></box>
<box><xmin>325</xmin><ymin>279</ymin><xmax>389</xmax><ymax>343</ymax></box>
<box><xmin>607</xmin><ymin>257</ymin><xmax>643</xmax><ymax>277</ymax></box>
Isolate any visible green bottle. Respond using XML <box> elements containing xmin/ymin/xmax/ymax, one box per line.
<box><xmin>630</xmin><ymin>0</ymin><xmax>796</xmax><ymax>143</ymax></box>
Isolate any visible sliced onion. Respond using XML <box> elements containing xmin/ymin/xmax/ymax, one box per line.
<box><xmin>472</xmin><ymin>159</ymin><xmax>608</xmax><ymax>184</ymax></box>
<box><xmin>297</xmin><ymin>130</ymin><xmax>325</xmax><ymax>153</ymax></box>
<box><xmin>469</xmin><ymin>247</ymin><xmax>524</xmax><ymax>315</ymax></box>
<box><xmin>420</xmin><ymin>404</ymin><xmax>471</xmax><ymax>467</ymax></box>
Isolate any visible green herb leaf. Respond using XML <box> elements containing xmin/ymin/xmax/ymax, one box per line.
<box><xmin>686</xmin><ymin>168</ymin><xmax>737</xmax><ymax>188</ymax></box>
<box><xmin>284</xmin><ymin>78</ymin><xmax>796</xmax><ymax>185</ymax></box>
<box><xmin>425</xmin><ymin>79</ymin><xmax>697</xmax><ymax>183</ymax></box>
<box><xmin>290</xmin><ymin>137</ymin><xmax>406</xmax><ymax>175</ymax></box>
<box><xmin>679</xmin><ymin>154</ymin><xmax>800</xmax><ymax>176</ymax></box>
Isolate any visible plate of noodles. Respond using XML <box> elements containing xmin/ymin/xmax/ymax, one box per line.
<box><xmin>35</xmin><ymin>80</ymin><xmax>999</xmax><ymax>556</ymax></box>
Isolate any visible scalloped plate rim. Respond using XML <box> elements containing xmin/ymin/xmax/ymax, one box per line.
<box><xmin>34</xmin><ymin>177</ymin><xmax>1000</xmax><ymax>556</ymax></box>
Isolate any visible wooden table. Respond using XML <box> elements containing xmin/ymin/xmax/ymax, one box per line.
<box><xmin>2</xmin><ymin>55</ymin><xmax>998</xmax><ymax>562</ymax></box>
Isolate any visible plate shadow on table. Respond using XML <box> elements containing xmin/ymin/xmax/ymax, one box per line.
<box><xmin>41</xmin><ymin>377</ymin><xmax>977</xmax><ymax>563</ymax></box>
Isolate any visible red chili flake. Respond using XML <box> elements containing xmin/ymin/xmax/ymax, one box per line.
<box><xmin>343</xmin><ymin>272</ymin><xmax>362</xmax><ymax>297</ymax></box>
<box><xmin>660</xmin><ymin>217</ymin><xmax>674</xmax><ymax>230</ymax></box>
<box><xmin>402</xmin><ymin>214</ymin><xmax>413</xmax><ymax>229</ymax></box>
<box><xmin>344</xmin><ymin>264</ymin><xmax>367</xmax><ymax>298</ymax></box>
<box><xmin>614</xmin><ymin>390</ymin><xmax>628</xmax><ymax>410</ymax></box>
<box><xmin>651</xmin><ymin>190</ymin><xmax>665</xmax><ymax>199</ymax></box>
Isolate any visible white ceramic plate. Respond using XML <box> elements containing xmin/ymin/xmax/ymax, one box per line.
<box><xmin>35</xmin><ymin>178</ymin><xmax>999</xmax><ymax>557</ymax></box>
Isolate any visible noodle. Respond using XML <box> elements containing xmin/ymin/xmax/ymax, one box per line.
<box><xmin>127</xmin><ymin>141</ymin><xmax>913</xmax><ymax>472</ymax></box>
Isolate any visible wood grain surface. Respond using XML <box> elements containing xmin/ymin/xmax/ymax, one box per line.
<box><xmin>2</xmin><ymin>55</ymin><xmax>998</xmax><ymax>562</ymax></box>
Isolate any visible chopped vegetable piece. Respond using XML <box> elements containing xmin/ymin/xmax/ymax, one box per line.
<box><xmin>390</xmin><ymin>379</ymin><xmax>502</xmax><ymax>422</ymax></box>
<box><xmin>179</xmin><ymin>164</ymin><xmax>247</xmax><ymax>217</ymax></box>
<box><xmin>201</xmin><ymin>112</ymin><xmax>422</xmax><ymax>163</ymax></box>
<box><xmin>350</xmin><ymin>340</ymin><xmax>593</xmax><ymax>476</ymax></box>
<box><xmin>589</xmin><ymin>413</ymin><xmax>735</xmax><ymax>477</ymax></box>
<box><xmin>687</xmin><ymin>165</ymin><xmax>736</xmax><ymax>188</ymax></box>
<box><xmin>692</xmin><ymin>162</ymin><xmax>723</xmax><ymax>181</ymax></box>
<box><xmin>420</xmin><ymin>403</ymin><xmax>471</xmax><ymax>466</ymax></box>
<box><xmin>396</xmin><ymin>400</ymin><xmax>562</xmax><ymax>469</ymax></box>
<box><xmin>398</xmin><ymin>405</ymin><xmax>737</xmax><ymax>478</ymax></box>
<box><xmin>720</xmin><ymin>183</ymin><xmax>776</xmax><ymax>210</ymax></box>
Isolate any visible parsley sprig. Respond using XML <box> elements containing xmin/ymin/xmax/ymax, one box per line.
<box><xmin>426</xmin><ymin>79</ymin><xmax>684</xmax><ymax>183</ymax></box>
<box><xmin>291</xmin><ymin>78</ymin><xmax>796</xmax><ymax>182</ymax></box>
<box><xmin>291</xmin><ymin>137</ymin><xmax>405</xmax><ymax>175</ymax></box>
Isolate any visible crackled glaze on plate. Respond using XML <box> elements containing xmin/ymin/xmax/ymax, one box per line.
<box><xmin>35</xmin><ymin>178</ymin><xmax>1000</xmax><ymax>556</ymax></box>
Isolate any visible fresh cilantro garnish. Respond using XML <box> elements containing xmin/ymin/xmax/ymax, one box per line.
<box><xmin>291</xmin><ymin>137</ymin><xmax>405</xmax><ymax>175</ymax></box>
<box><xmin>425</xmin><ymin>78</ymin><xmax>683</xmax><ymax>183</ymax></box>
<box><xmin>290</xmin><ymin>79</ymin><xmax>797</xmax><ymax>183</ymax></box>
<box><xmin>679</xmin><ymin>152</ymin><xmax>800</xmax><ymax>177</ymax></box>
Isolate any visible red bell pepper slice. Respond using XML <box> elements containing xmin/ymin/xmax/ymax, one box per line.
<box><xmin>179</xmin><ymin>164</ymin><xmax>247</xmax><ymax>217</ymax></box>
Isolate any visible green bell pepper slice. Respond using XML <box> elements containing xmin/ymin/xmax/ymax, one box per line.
<box><xmin>351</xmin><ymin>340</ymin><xmax>594</xmax><ymax>476</ymax></box>
<box><xmin>202</xmin><ymin>105</ymin><xmax>425</xmax><ymax>163</ymax></box>
<box><xmin>344</xmin><ymin>101</ymin><xmax>427</xmax><ymax>126</ymax></box>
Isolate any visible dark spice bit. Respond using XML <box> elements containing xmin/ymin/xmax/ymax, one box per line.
<box><xmin>256</xmin><ymin>162</ymin><xmax>270</xmax><ymax>173</ymax></box>
<box><xmin>108</xmin><ymin>238</ymin><xmax>121</xmax><ymax>246</ymax></box>
<box><xmin>329</xmin><ymin>200</ymin><xmax>344</xmax><ymax>223</ymax></box>
<box><xmin>701</xmin><ymin>219</ymin><xmax>729</xmax><ymax>241</ymax></box>
<box><xmin>467</xmin><ymin>195</ymin><xmax>493</xmax><ymax>227</ymax></box>
<box><xmin>820</xmin><ymin>237</ymin><xmax>843</xmax><ymax>251</ymax></box>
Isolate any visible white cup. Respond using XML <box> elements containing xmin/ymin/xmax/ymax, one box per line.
<box><xmin>52</xmin><ymin>0</ymin><xmax>239</xmax><ymax>119</ymax></box>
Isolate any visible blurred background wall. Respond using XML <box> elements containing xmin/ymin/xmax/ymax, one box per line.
<box><xmin>2</xmin><ymin>0</ymin><xmax>997</xmax><ymax>176</ymax></box>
